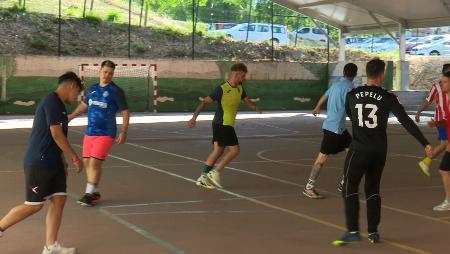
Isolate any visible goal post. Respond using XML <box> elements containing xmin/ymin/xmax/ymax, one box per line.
<box><xmin>78</xmin><ymin>63</ymin><xmax>158</xmax><ymax>113</ymax></box>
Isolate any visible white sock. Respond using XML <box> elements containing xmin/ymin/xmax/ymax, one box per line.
<box><xmin>85</xmin><ymin>183</ymin><xmax>96</xmax><ymax>194</ymax></box>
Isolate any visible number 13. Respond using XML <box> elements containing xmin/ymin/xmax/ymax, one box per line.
<box><xmin>355</xmin><ymin>104</ymin><xmax>378</xmax><ymax>128</ymax></box>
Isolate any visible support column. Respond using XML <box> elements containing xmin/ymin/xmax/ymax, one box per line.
<box><xmin>394</xmin><ymin>24</ymin><xmax>409</xmax><ymax>91</ymax></box>
<box><xmin>338</xmin><ymin>30</ymin><xmax>346</xmax><ymax>63</ymax></box>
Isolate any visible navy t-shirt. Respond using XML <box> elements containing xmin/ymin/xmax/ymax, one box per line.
<box><xmin>24</xmin><ymin>92</ymin><xmax>68</xmax><ymax>169</ymax></box>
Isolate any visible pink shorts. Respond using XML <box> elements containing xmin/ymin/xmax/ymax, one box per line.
<box><xmin>82</xmin><ymin>136</ymin><xmax>115</xmax><ymax>160</ymax></box>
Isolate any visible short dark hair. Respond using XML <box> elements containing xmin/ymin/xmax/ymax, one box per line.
<box><xmin>444</xmin><ymin>71</ymin><xmax>450</xmax><ymax>79</ymax></box>
<box><xmin>101</xmin><ymin>60</ymin><xmax>116</xmax><ymax>69</ymax></box>
<box><xmin>58</xmin><ymin>71</ymin><xmax>83</xmax><ymax>90</ymax></box>
<box><xmin>443</xmin><ymin>64</ymin><xmax>450</xmax><ymax>74</ymax></box>
<box><xmin>231</xmin><ymin>63</ymin><xmax>248</xmax><ymax>73</ymax></box>
<box><xmin>343</xmin><ymin>63</ymin><xmax>358</xmax><ymax>78</ymax></box>
<box><xmin>366</xmin><ymin>58</ymin><xmax>386</xmax><ymax>80</ymax></box>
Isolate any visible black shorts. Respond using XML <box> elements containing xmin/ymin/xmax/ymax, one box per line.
<box><xmin>24</xmin><ymin>166</ymin><xmax>67</xmax><ymax>205</ymax></box>
<box><xmin>440</xmin><ymin>152</ymin><xmax>450</xmax><ymax>171</ymax></box>
<box><xmin>212</xmin><ymin>123</ymin><xmax>239</xmax><ymax>147</ymax></box>
<box><xmin>320</xmin><ymin>129</ymin><xmax>352</xmax><ymax>155</ymax></box>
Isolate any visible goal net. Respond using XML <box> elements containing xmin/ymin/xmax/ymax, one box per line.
<box><xmin>79</xmin><ymin>63</ymin><xmax>158</xmax><ymax>113</ymax></box>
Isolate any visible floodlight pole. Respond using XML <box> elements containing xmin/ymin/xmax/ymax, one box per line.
<box><xmin>128</xmin><ymin>0</ymin><xmax>131</xmax><ymax>58</ymax></box>
<box><xmin>58</xmin><ymin>0</ymin><xmax>61</xmax><ymax>56</ymax></box>
<box><xmin>246</xmin><ymin>0</ymin><xmax>253</xmax><ymax>42</ymax></box>
<box><xmin>192</xmin><ymin>0</ymin><xmax>195</xmax><ymax>60</ymax></box>
<box><xmin>271</xmin><ymin>0</ymin><xmax>274</xmax><ymax>61</ymax></box>
<box><xmin>83</xmin><ymin>0</ymin><xmax>87</xmax><ymax>18</ymax></box>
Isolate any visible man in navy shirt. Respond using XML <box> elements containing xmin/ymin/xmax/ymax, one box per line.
<box><xmin>69</xmin><ymin>60</ymin><xmax>129</xmax><ymax>206</ymax></box>
<box><xmin>0</xmin><ymin>72</ymin><xmax>84</xmax><ymax>254</ymax></box>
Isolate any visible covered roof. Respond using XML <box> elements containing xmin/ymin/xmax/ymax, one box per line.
<box><xmin>274</xmin><ymin>0</ymin><xmax>450</xmax><ymax>33</ymax></box>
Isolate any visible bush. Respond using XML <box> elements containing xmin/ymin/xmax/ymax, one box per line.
<box><xmin>29</xmin><ymin>37</ymin><xmax>48</xmax><ymax>49</ymax></box>
<box><xmin>66</xmin><ymin>5</ymin><xmax>79</xmax><ymax>17</ymax></box>
<box><xmin>132</xmin><ymin>42</ymin><xmax>146</xmax><ymax>54</ymax></box>
<box><xmin>106</xmin><ymin>9</ymin><xmax>123</xmax><ymax>23</ymax></box>
<box><xmin>95</xmin><ymin>48</ymin><xmax>103</xmax><ymax>55</ymax></box>
<box><xmin>85</xmin><ymin>11</ymin><xmax>102</xmax><ymax>25</ymax></box>
<box><xmin>7</xmin><ymin>3</ymin><xmax>23</xmax><ymax>13</ymax></box>
<box><xmin>62</xmin><ymin>48</ymin><xmax>71</xmax><ymax>55</ymax></box>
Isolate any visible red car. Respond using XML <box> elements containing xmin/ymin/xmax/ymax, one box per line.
<box><xmin>207</xmin><ymin>23</ymin><xmax>238</xmax><ymax>31</ymax></box>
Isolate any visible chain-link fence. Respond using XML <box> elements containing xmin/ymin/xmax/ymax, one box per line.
<box><xmin>0</xmin><ymin>0</ymin><xmax>342</xmax><ymax>61</ymax></box>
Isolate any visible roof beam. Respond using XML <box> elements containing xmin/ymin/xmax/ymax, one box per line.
<box><xmin>273</xmin><ymin>0</ymin><xmax>348</xmax><ymax>32</ymax></box>
<box><xmin>342</xmin><ymin>0</ymin><xmax>408</xmax><ymax>27</ymax></box>
<box><xmin>297</xmin><ymin>0</ymin><xmax>344</xmax><ymax>9</ymax></box>
<box><xmin>368</xmin><ymin>11</ymin><xmax>399</xmax><ymax>45</ymax></box>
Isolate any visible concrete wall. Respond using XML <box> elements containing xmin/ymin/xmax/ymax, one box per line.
<box><xmin>1</xmin><ymin>55</ymin><xmax>330</xmax><ymax>114</ymax></box>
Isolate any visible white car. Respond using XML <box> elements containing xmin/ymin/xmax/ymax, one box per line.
<box><xmin>290</xmin><ymin>26</ymin><xmax>328</xmax><ymax>42</ymax></box>
<box><xmin>209</xmin><ymin>23</ymin><xmax>290</xmax><ymax>45</ymax></box>
<box><xmin>410</xmin><ymin>39</ymin><xmax>450</xmax><ymax>55</ymax></box>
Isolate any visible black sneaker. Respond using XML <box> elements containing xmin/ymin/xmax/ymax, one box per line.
<box><xmin>77</xmin><ymin>194</ymin><xmax>96</xmax><ymax>207</ymax></box>
<box><xmin>332</xmin><ymin>232</ymin><xmax>361</xmax><ymax>246</ymax></box>
<box><xmin>368</xmin><ymin>232</ymin><xmax>380</xmax><ymax>244</ymax></box>
<box><xmin>92</xmin><ymin>192</ymin><xmax>101</xmax><ymax>201</ymax></box>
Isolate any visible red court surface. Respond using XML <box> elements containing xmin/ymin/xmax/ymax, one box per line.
<box><xmin>0</xmin><ymin>112</ymin><xmax>448</xmax><ymax>254</ymax></box>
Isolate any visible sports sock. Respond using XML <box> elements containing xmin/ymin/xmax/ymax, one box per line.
<box><xmin>202</xmin><ymin>165</ymin><xmax>213</xmax><ymax>174</ymax></box>
<box><xmin>306</xmin><ymin>163</ymin><xmax>323</xmax><ymax>189</ymax></box>
<box><xmin>423</xmin><ymin>157</ymin><xmax>432</xmax><ymax>165</ymax></box>
<box><xmin>85</xmin><ymin>182</ymin><xmax>96</xmax><ymax>194</ymax></box>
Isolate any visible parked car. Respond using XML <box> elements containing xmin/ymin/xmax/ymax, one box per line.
<box><xmin>207</xmin><ymin>23</ymin><xmax>238</xmax><ymax>31</ymax></box>
<box><xmin>410</xmin><ymin>39</ymin><xmax>450</xmax><ymax>56</ymax></box>
<box><xmin>407</xmin><ymin>35</ymin><xmax>450</xmax><ymax>53</ymax></box>
<box><xmin>352</xmin><ymin>37</ymin><xmax>397</xmax><ymax>52</ymax></box>
<box><xmin>346</xmin><ymin>37</ymin><xmax>369</xmax><ymax>45</ymax></box>
<box><xmin>290</xmin><ymin>26</ymin><xmax>328</xmax><ymax>42</ymax></box>
<box><xmin>209</xmin><ymin>23</ymin><xmax>290</xmax><ymax>45</ymax></box>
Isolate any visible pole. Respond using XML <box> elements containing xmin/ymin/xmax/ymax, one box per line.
<box><xmin>58</xmin><ymin>0</ymin><xmax>61</xmax><ymax>56</ymax></box>
<box><xmin>294</xmin><ymin>15</ymin><xmax>299</xmax><ymax>47</ymax></box>
<box><xmin>192</xmin><ymin>0</ymin><xmax>195</xmax><ymax>60</ymax></box>
<box><xmin>128</xmin><ymin>0</ymin><xmax>131</xmax><ymax>58</ymax></box>
<box><xmin>246</xmin><ymin>0</ymin><xmax>253</xmax><ymax>42</ymax></box>
<box><xmin>83</xmin><ymin>0</ymin><xmax>87</xmax><ymax>18</ymax></box>
<box><xmin>271</xmin><ymin>0</ymin><xmax>274</xmax><ymax>61</ymax></box>
<box><xmin>327</xmin><ymin>24</ymin><xmax>330</xmax><ymax>63</ymax></box>
<box><xmin>139</xmin><ymin>0</ymin><xmax>144</xmax><ymax>27</ymax></box>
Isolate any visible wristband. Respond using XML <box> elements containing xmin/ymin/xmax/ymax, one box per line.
<box><xmin>71</xmin><ymin>158</ymin><xmax>80</xmax><ymax>164</ymax></box>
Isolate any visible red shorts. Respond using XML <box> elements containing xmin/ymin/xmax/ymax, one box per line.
<box><xmin>82</xmin><ymin>136</ymin><xmax>115</xmax><ymax>160</ymax></box>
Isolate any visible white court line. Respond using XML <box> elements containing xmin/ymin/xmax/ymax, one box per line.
<box><xmin>256</xmin><ymin>149</ymin><xmax>343</xmax><ymax>169</ymax></box>
<box><xmin>113</xmin><ymin>210</ymin><xmax>275</xmax><ymax>216</ymax></box>
<box><xmin>123</xmin><ymin>142</ymin><xmax>450</xmax><ymax>226</ymax></box>
<box><xmin>99</xmin><ymin>147</ymin><xmax>431</xmax><ymax>254</ymax></box>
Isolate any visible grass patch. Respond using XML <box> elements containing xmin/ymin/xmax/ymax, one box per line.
<box><xmin>85</xmin><ymin>11</ymin><xmax>102</xmax><ymax>25</ymax></box>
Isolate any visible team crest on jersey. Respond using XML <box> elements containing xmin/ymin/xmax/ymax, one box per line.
<box><xmin>103</xmin><ymin>91</ymin><xmax>109</xmax><ymax>97</ymax></box>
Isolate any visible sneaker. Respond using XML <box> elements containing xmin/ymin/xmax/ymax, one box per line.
<box><xmin>368</xmin><ymin>232</ymin><xmax>380</xmax><ymax>243</ymax></box>
<box><xmin>42</xmin><ymin>242</ymin><xmax>76</xmax><ymax>254</ymax></box>
<box><xmin>332</xmin><ymin>232</ymin><xmax>361</xmax><ymax>246</ymax></box>
<box><xmin>207</xmin><ymin>169</ymin><xmax>223</xmax><ymax>188</ymax></box>
<box><xmin>196</xmin><ymin>175</ymin><xmax>215</xmax><ymax>189</ymax></box>
<box><xmin>418</xmin><ymin>161</ymin><xmax>431</xmax><ymax>176</ymax></box>
<box><xmin>92</xmin><ymin>192</ymin><xmax>101</xmax><ymax>201</ymax></box>
<box><xmin>338</xmin><ymin>180</ymin><xmax>344</xmax><ymax>192</ymax></box>
<box><xmin>302</xmin><ymin>188</ymin><xmax>324</xmax><ymax>199</ymax></box>
<box><xmin>433</xmin><ymin>200</ymin><xmax>450</xmax><ymax>211</ymax></box>
<box><xmin>77</xmin><ymin>194</ymin><xmax>96</xmax><ymax>207</ymax></box>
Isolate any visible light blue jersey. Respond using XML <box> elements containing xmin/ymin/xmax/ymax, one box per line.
<box><xmin>322</xmin><ymin>77</ymin><xmax>354</xmax><ymax>134</ymax></box>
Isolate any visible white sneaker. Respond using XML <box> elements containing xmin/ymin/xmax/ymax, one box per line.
<box><xmin>207</xmin><ymin>169</ymin><xmax>223</xmax><ymax>188</ymax></box>
<box><xmin>433</xmin><ymin>200</ymin><xmax>450</xmax><ymax>211</ymax></box>
<box><xmin>42</xmin><ymin>242</ymin><xmax>76</xmax><ymax>254</ymax></box>
<box><xmin>196</xmin><ymin>175</ymin><xmax>215</xmax><ymax>189</ymax></box>
<box><xmin>418</xmin><ymin>161</ymin><xmax>431</xmax><ymax>176</ymax></box>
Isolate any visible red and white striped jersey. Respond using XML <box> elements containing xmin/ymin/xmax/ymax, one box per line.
<box><xmin>426</xmin><ymin>81</ymin><xmax>447</xmax><ymax>121</ymax></box>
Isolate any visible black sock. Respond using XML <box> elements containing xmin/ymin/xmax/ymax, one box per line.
<box><xmin>202</xmin><ymin>165</ymin><xmax>213</xmax><ymax>174</ymax></box>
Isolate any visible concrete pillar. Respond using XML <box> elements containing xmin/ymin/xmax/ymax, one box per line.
<box><xmin>338</xmin><ymin>30</ymin><xmax>346</xmax><ymax>63</ymax></box>
<box><xmin>395</xmin><ymin>24</ymin><xmax>410</xmax><ymax>91</ymax></box>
